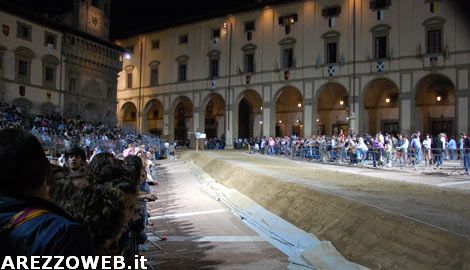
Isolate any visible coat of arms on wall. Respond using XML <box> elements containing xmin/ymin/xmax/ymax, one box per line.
<box><xmin>2</xmin><ymin>24</ymin><xmax>9</xmax><ymax>36</ymax></box>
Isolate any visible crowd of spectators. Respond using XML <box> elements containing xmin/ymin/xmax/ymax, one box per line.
<box><xmin>241</xmin><ymin>130</ymin><xmax>470</xmax><ymax>174</ymax></box>
<box><xmin>0</xmin><ymin>102</ymin><xmax>176</xmax><ymax>263</ymax></box>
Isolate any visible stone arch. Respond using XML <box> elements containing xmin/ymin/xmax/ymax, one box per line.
<box><xmin>12</xmin><ymin>97</ymin><xmax>33</xmax><ymax>114</ymax></box>
<box><xmin>414</xmin><ymin>73</ymin><xmax>456</xmax><ymax>137</ymax></box>
<box><xmin>170</xmin><ymin>96</ymin><xmax>193</xmax><ymax>142</ymax></box>
<box><xmin>143</xmin><ymin>98</ymin><xmax>164</xmax><ymax>135</ymax></box>
<box><xmin>200</xmin><ymin>93</ymin><xmax>225</xmax><ymax>139</ymax></box>
<box><xmin>234</xmin><ymin>89</ymin><xmax>263</xmax><ymax>139</ymax></box>
<box><xmin>14</xmin><ymin>46</ymin><xmax>35</xmax><ymax>58</ymax></box>
<box><xmin>273</xmin><ymin>86</ymin><xmax>303</xmax><ymax>137</ymax></box>
<box><xmin>120</xmin><ymin>101</ymin><xmax>138</xmax><ymax>130</ymax></box>
<box><xmin>82</xmin><ymin>101</ymin><xmax>102</xmax><ymax>122</ymax></box>
<box><xmin>362</xmin><ymin>78</ymin><xmax>400</xmax><ymax>135</ymax></box>
<box><xmin>41</xmin><ymin>54</ymin><xmax>60</xmax><ymax>65</ymax></box>
<box><xmin>316</xmin><ymin>82</ymin><xmax>349</xmax><ymax>135</ymax></box>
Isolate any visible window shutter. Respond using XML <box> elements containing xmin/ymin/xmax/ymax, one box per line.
<box><xmin>278</xmin><ymin>16</ymin><xmax>284</xmax><ymax>25</ymax></box>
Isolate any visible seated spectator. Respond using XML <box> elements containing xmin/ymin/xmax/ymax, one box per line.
<box><xmin>63</xmin><ymin>185</ymin><xmax>126</xmax><ymax>255</ymax></box>
<box><xmin>65</xmin><ymin>146</ymin><xmax>87</xmax><ymax>173</ymax></box>
<box><xmin>0</xmin><ymin>128</ymin><xmax>94</xmax><ymax>256</ymax></box>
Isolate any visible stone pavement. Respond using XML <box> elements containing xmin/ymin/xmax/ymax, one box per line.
<box><xmin>142</xmin><ymin>159</ymin><xmax>288</xmax><ymax>270</ymax></box>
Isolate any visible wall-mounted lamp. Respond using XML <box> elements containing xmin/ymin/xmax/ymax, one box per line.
<box><xmin>436</xmin><ymin>95</ymin><xmax>442</xmax><ymax>102</ymax></box>
<box><xmin>339</xmin><ymin>100</ymin><xmax>344</xmax><ymax>106</ymax></box>
<box><xmin>278</xmin><ymin>120</ymin><xmax>282</xmax><ymax>124</ymax></box>
<box><xmin>385</xmin><ymin>97</ymin><xmax>391</xmax><ymax>103</ymax></box>
<box><xmin>297</xmin><ymin>103</ymin><xmax>302</xmax><ymax>108</ymax></box>
<box><xmin>259</xmin><ymin>121</ymin><xmax>263</xmax><ymax>124</ymax></box>
<box><xmin>124</xmin><ymin>53</ymin><xmax>131</xmax><ymax>60</ymax></box>
<box><xmin>316</xmin><ymin>119</ymin><xmax>320</xmax><ymax>122</ymax></box>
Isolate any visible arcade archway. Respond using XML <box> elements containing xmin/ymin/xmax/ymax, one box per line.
<box><xmin>173</xmin><ymin>97</ymin><xmax>193</xmax><ymax>141</ymax></box>
<box><xmin>275</xmin><ymin>86</ymin><xmax>303</xmax><ymax>137</ymax></box>
<box><xmin>202</xmin><ymin>93</ymin><xmax>225</xmax><ymax>139</ymax></box>
<box><xmin>316</xmin><ymin>83</ymin><xmax>349</xmax><ymax>136</ymax></box>
<box><xmin>363</xmin><ymin>79</ymin><xmax>400</xmax><ymax>135</ymax></box>
<box><xmin>143</xmin><ymin>99</ymin><xmax>164</xmax><ymax>135</ymax></box>
<box><xmin>236</xmin><ymin>90</ymin><xmax>262</xmax><ymax>139</ymax></box>
<box><xmin>415</xmin><ymin>74</ymin><xmax>455</xmax><ymax>137</ymax></box>
<box><xmin>121</xmin><ymin>102</ymin><xmax>137</xmax><ymax>130</ymax></box>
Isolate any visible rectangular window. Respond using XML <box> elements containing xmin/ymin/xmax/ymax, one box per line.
<box><xmin>17</xmin><ymin>22</ymin><xmax>32</xmax><ymax>41</ymax></box>
<box><xmin>179</xmin><ymin>34</ymin><xmax>188</xmax><ymax>45</ymax></box>
<box><xmin>45</xmin><ymin>67</ymin><xmax>54</xmax><ymax>82</ymax></box>
<box><xmin>326</xmin><ymin>42</ymin><xmax>337</xmax><ymax>63</ymax></box>
<box><xmin>150</xmin><ymin>66</ymin><xmax>158</xmax><ymax>85</ymax></box>
<box><xmin>45</xmin><ymin>32</ymin><xmax>57</xmax><ymax>49</ymax></box>
<box><xmin>151</xmin><ymin>40</ymin><xmax>160</xmax><ymax>49</ymax></box>
<box><xmin>374</xmin><ymin>36</ymin><xmax>387</xmax><ymax>59</ymax></box>
<box><xmin>18</xmin><ymin>60</ymin><xmax>28</xmax><ymax>83</ymax></box>
<box><xmin>244</xmin><ymin>53</ymin><xmax>254</xmax><ymax>73</ymax></box>
<box><xmin>244</xmin><ymin>21</ymin><xmax>255</xmax><ymax>32</ymax></box>
<box><xmin>19</xmin><ymin>60</ymin><xmax>28</xmax><ymax>76</ymax></box>
<box><xmin>178</xmin><ymin>64</ymin><xmax>187</xmax><ymax>81</ymax></box>
<box><xmin>282</xmin><ymin>48</ymin><xmax>293</xmax><ymax>69</ymax></box>
<box><xmin>427</xmin><ymin>29</ymin><xmax>442</xmax><ymax>54</ymax></box>
<box><xmin>209</xmin><ymin>58</ymin><xmax>219</xmax><ymax>78</ymax></box>
<box><xmin>127</xmin><ymin>73</ymin><xmax>133</xmax><ymax>88</ymax></box>
<box><xmin>211</xmin><ymin>29</ymin><xmax>220</xmax><ymax>39</ymax></box>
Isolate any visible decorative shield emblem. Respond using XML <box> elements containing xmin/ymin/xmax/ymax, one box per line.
<box><xmin>246</xmin><ymin>75</ymin><xmax>251</xmax><ymax>84</ymax></box>
<box><xmin>284</xmin><ymin>70</ymin><xmax>290</xmax><ymax>80</ymax></box>
<box><xmin>2</xmin><ymin>24</ymin><xmax>9</xmax><ymax>36</ymax></box>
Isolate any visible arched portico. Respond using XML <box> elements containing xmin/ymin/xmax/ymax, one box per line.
<box><xmin>316</xmin><ymin>83</ymin><xmax>349</xmax><ymax>136</ymax></box>
<box><xmin>274</xmin><ymin>86</ymin><xmax>303</xmax><ymax>137</ymax></box>
<box><xmin>414</xmin><ymin>73</ymin><xmax>456</xmax><ymax>137</ymax></box>
<box><xmin>200</xmin><ymin>93</ymin><xmax>225</xmax><ymax>139</ymax></box>
<box><xmin>363</xmin><ymin>78</ymin><xmax>400</xmax><ymax>135</ymax></box>
<box><xmin>120</xmin><ymin>102</ymin><xmax>137</xmax><ymax>130</ymax></box>
<box><xmin>142</xmin><ymin>99</ymin><xmax>164</xmax><ymax>135</ymax></box>
<box><xmin>170</xmin><ymin>96</ymin><xmax>193</xmax><ymax>141</ymax></box>
<box><xmin>234</xmin><ymin>89</ymin><xmax>263</xmax><ymax>139</ymax></box>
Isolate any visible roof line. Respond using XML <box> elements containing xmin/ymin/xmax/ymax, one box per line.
<box><xmin>111</xmin><ymin>0</ymin><xmax>301</xmax><ymax>40</ymax></box>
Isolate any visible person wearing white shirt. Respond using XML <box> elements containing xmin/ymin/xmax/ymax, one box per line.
<box><xmin>422</xmin><ymin>134</ymin><xmax>432</xmax><ymax>166</ymax></box>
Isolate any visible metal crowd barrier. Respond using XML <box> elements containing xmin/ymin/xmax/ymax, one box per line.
<box><xmin>250</xmin><ymin>144</ymin><xmax>469</xmax><ymax>174</ymax></box>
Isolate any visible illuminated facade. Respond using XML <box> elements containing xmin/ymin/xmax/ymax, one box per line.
<box><xmin>0</xmin><ymin>0</ymin><xmax>122</xmax><ymax>123</ymax></box>
<box><xmin>115</xmin><ymin>0</ymin><xmax>470</xmax><ymax>144</ymax></box>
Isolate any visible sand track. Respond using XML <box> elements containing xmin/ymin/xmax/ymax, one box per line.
<box><xmin>185</xmin><ymin>151</ymin><xmax>470</xmax><ymax>270</ymax></box>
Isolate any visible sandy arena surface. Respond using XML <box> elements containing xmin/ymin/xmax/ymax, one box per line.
<box><xmin>184</xmin><ymin>150</ymin><xmax>470</xmax><ymax>270</ymax></box>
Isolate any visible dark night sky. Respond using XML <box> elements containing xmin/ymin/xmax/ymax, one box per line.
<box><xmin>1</xmin><ymin>0</ymin><xmax>468</xmax><ymax>40</ymax></box>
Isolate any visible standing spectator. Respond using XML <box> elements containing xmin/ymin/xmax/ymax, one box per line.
<box><xmin>433</xmin><ymin>134</ymin><xmax>444</xmax><ymax>168</ymax></box>
<box><xmin>440</xmin><ymin>133</ymin><xmax>447</xmax><ymax>160</ymax></box>
<box><xmin>447</xmin><ymin>137</ymin><xmax>457</xmax><ymax>160</ymax></box>
<box><xmin>463</xmin><ymin>134</ymin><xmax>470</xmax><ymax>175</ymax></box>
<box><xmin>422</xmin><ymin>134</ymin><xmax>433</xmax><ymax>166</ymax></box>
<box><xmin>410</xmin><ymin>133</ymin><xmax>422</xmax><ymax>165</ymax></box>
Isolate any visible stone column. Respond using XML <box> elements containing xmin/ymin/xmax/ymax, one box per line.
<box><xmin>263</xmin><ymin>102</ymin><xmax>272</xmax><ymax>137</ymax></box>
<box><xmin>303</xmin><ymin>98</ymin><xmax>314</xmax><ymax>137</ymax></box>
<box><xmin>399</xmin><ymin>92</ymin><xmax>412</xmax><ymax>134</ymax></box>
<box><xmin>457</xmin><ymin>70</ymin><xmax>470</xmax><ymax>134</ymax></box>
